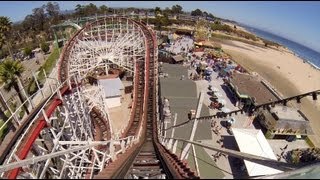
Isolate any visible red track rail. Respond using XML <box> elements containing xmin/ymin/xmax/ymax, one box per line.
<box><xmin>5</xmin><ymin>17</ymin><xmax>198</xmax><ymax>179</ymax></box>
<box><xmin>7</xmin><ymin>87</ymin><xmax>68</xmax><ymax>178</ymax></box>
<box><xmin>138</xmin><ymin>21</ymin><xmax>199</xmax><ymax>179</ymax></box>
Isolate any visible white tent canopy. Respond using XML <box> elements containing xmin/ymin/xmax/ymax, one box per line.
<box><xmin>232</xmin><ymin>128</ymin><xmax>283</xmax><ymax>177</ymax></box>
<box><xmin>221</xmin><ymin>107</ymin><xmax>230</xmax><ymax>113</ymax></box>
<box><xmin>212</xmin><ymin>87</ymin><xmax>219</xmax><ymax>92</ymax></box>
<box><xmin>98</xmin><ymin>78</ymin><xmax>124</xmax><ymax>97</ymax></box>
<box><xmin>218</xmin><ymin>98</ymin><xmax>226</xmax><ymax>105</ymax></box>
<box><xmin>215</xmin><ymin>92</ymin><xmax>222</xmax><ymax>97</ymax></box>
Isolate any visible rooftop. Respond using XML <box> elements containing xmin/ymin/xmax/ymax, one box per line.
<box><xmin>261</xmin><ymin>106</ymin><xmax>314</xmax><ymax>135</ymax></box>
<box><xmin>270</xmin><ymin>105</ymin><xmax>305</xmax><ymax>122</ymax></box>
<box><xmin>172</xmin><ymin>55</ymin><xmax>184</xmax><ymax>62</ymax></box>
<box><xmin>98</xmin><ymin>77</ymin><xmax>124</xmax><ymax>97</ymax></box>
<box><xmin>232</xmin><ymin>128</ymin><xmax>283</xmax><ymax>177</ymax></box>
<box><xmin>229</xmin><ymin>72</ymin><xmax>278</xmax><ymax>105</ymax></box>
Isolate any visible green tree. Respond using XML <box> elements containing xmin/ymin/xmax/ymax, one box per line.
<box><xmin>0</xmin><ymin>16</ymin><xmax>14</xmax><ymax>60</ymax></box>
<box><xmin>154</xmin><ymin>15</ymin><xmax>170</xmax><ymax>33</ymax></box>
<box><xmin>203</xmin><ymin>11</ymin><xmax>209</xmax><ymax>17</ymax></box>
<box><xmin>32</xmin><ymin>6</ymin><xmax>46</xmax><ymax>31</ymax></box>
<box><xmin>41</xmin><ymin>42</ymin><xmax>50</xmax><ymax>54</ymax></box>
<box><xmin>99</xmin><ymin>5</ymin><xmax>108</xmax><ymax>15</ymax></box>
<box><xmin>191</xmin><ymin>9</ymin><xmax>203</xmax><ymax>16</ymax></box>
<box><xmin>171</xmin><ymin>4</ymin><xmax>183</xmax><ymax>15</ymax></box>
<box><xmin>84</xmin><ymin>3</ymin><xmax>98</xmax><ymax>16</ymax></box>
<box><xmin>45</xmin><ymin>2</ymin><xmax>60</xmax><ymax>24</ymax></box>
<box><xmin>155</xmin><ymin>7</ymin><xmax>162</xmax><ymax>16</ymax></box>
<box><xmin>22</xmin><ymin>15</ymin><xmax>36</xmax><ymax>32</ymax></box>
<box><xmin>75</xmin><ymin>4</ymin><xmax>84</xmax><ymax>16</ymax></box>
<box><xmin>163</xmin><ymin>7</ymin><xmax>172</xmax><ymax>16</ymax></box>
<box><xmin>208</xmin><ymin>13</ymin><xmax>216</xmax><ymax>19</ymax></box>
<box><xmin>155</xmin><ymin>16</ymin><xmax>163</xmax><ymax>31</ymax></box>
<box><xmin>162</xmin><ymin>14</ymin><xmax>170</xmax><ymax>26</ymax></box>
<box><xmin>0</xmin><ymin>59</ymin><xmax>30</xmax><ymax>114</ymax></box>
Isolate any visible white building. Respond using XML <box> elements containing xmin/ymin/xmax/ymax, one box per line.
<box><xmin>98</xmin><ymin>78</ymin><xmax>124</xmax><ymax>108</ymax></box>
<box><xmin>232</xmin><ymin>128</ymin><xmax>283</xmax><ymax>177</ymax></box>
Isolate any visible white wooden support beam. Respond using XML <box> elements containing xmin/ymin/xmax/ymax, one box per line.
<box><xmin>192</xmin><ymin>144</ymin><xmax>200</xmax><ymax>177</ymax></box>
<box><xmin>0</xmin><ymin>90</ymin><xmax>20</xmax><ymax>125</ymax></box>
<box><xmin>109</xmin><ymin>140</ymin><xmax>116</xmax><ymax>161</ymax></box>
<box><xmin>172</xmin><ymin>139</ymin><xmax>178</xmax><ymax>154</ymax></box>
<box><xmin>32</xmin><ymin>72</ymin><xmax>44</xmax><ymax>99</ymax></box>
<box><xmin>42</xmin><ymin>109</ymin><xmax>50</xmax><ymax>124</ymax></box>
<box><xmin>120</xmin><ymin>140</ymin><xmax>126</xmax><ymax>154</ymax></box>
<box><xmin>17</xmin><ymin>78</ymin><xmax>34</xmax><ymax>109</ymax></box>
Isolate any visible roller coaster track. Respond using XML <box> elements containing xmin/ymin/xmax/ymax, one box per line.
<box><xmin>0</xmin><ymin>17</ymin><xmax>198</xmax><ymax>179</ymax></box>
<box><xmin>92</xmin><ymin>19</ymin><xmax>199</xmax><ymax>179</ymax></box>
<box><xmin>2</xmin><ymin>16</ymin><xmax>318</xmax><ymax>179</ymax></box>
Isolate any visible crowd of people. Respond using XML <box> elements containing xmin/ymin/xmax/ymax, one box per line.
<box><xmin>211</xmin><ymin>120</ymin><xmax>227</xmax><ymax>162</ymax></box>
<box><xmin>277</xmin><ymin>144</ymin><xmax>289</xmax><ymax>161</ymax></box>
<box><xmin>161</xmin><ymin>32</ymin><xmax>249</xmax><ymax>85</ymax></box>
<box><xmin>164</xmin><ymin>35</ymin><xmax>193</xmax><ymax>55</ymax></box>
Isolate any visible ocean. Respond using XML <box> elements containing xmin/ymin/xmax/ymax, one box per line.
<box><xmin>239</xmin><ymin>23</ymin><xmax>320</xmax><ymax>70</ymax></box>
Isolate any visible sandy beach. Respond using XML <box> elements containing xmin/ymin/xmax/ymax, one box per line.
<box><xmin>220</xmin><ymin>40</ymin><xmax>320</xmax><ymax>146</ymax></box>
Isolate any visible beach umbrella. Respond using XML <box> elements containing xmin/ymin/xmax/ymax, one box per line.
<box><xmin>227</xmin><ymin>117</ymin><xmax>236</xmax><ymax>124</ymax></box>
<box><xmin>218</xmin><ymin>98</ymin><xmax>226</xmax><ymax>105</ymax></box>
<box><xmin>212</xmin><ymin>87</ymin><xmax>219</xmax><ymax>92</ymax></box>
<box><xmin>221</xmin><ymin>107</ymin><xmax>231</xmax><ymax>113</ymax></box>
<box><xmin>206</xmin><ymin>66</ymin><xmax>213</xmax><ymax>71</ymax></box>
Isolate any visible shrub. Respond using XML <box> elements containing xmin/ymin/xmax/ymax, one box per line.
<box><xmin>41</xmin><ymin>42</ymin><xmax>50</xmax><ymax>54</ymax></box>
<box><xmin>262</xmin><ymin>39</ymin><xmax>281</xmax><ymax>48</ymax></box>
<box><xmin>23</xmin><ymin>47</ymin><xmax>32</xmax><ymax>57</ymax></box>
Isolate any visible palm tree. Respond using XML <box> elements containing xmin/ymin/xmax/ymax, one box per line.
<box><xmin>0</xmin><ymin>16</ymin><xmax>14</xmax><ymax>60</ymax></box>
<box><xmin>0</xmin><ymin>59</ymin><xmax>30</xmax><ymax>115</ymax></box>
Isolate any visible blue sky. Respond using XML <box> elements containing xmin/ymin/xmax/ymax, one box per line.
<box><xmin>1</xmin><ymin>1</ymin><xmax>320</xmax><ymax>52</ymax></box>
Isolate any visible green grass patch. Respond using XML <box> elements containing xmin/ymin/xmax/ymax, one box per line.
<box><xmin>38</xmin><ymin>47</ymin><xmax>61</xmax><ymax>83</ymax></box>
<box><xmin>4</xmin><ymin>110</ymin><xmax>12</xmax><ymax>118</ymax></box>
<box><xmin>19</xmin><ymin>109</ymin><xmax>25</xmax><ymax>119</ymax></box>
<box><xmin>210</xmin><ymin>33</ymin><xmax>266</xmax><ymax>48</ymax></box>
<box><xmin>0</xmin><ymin>119</ymin><xmax>8</xmax><ymax>140</ymax></box>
